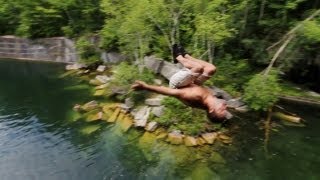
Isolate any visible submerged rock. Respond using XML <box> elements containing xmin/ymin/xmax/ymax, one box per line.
<box><xmin>184</xmin><ymin>136</ymin><xmax>198</xmax><ymax>147</ymax></box>
<box><xmin>189</xmin><ymin>163</ymin><xmax>220</xmax><ymax>180</ymax></box>
<box><xmin>201</xmin><ymin>132</ymin><xmax>218</xmax><ymax>144</ymax></box>
<box><xmin>209</xmin><ymin>151</ymin><xmax>226</xmax><ymax>164</ymax></box>
<box><xmin>80</xmin><ymin>125</ymin><xmax>101</xmax><ymax>135</ymax></box>
<box><xmin>167</xmin><ymin>132</ymin><xmax>184</xmax><ymax>145</ymax></box>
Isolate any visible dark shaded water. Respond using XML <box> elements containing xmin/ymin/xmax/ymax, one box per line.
<box><xmin>0</xmin><ymin>59</ymin><xmax>319</xmax><ymax>180</ymax></box>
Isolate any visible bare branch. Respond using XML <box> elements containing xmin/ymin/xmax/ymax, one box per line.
<box><xmin>267</xmin><ymin>9</ymin><xmax>320</xmax><ymax>51</ymax></box>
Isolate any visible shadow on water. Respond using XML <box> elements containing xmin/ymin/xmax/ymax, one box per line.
<box><xmin>0</xmin><ymin>59</ymin><xmax>319</xmax><ymax>180</ymax></box>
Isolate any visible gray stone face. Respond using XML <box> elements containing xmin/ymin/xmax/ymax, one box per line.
<box><xmin>96</xmin><ymin>65</ymin><xmax>106</xmax><ymax>72</ymax></box>
<box><xmin>144</xmin><ymin>56</ymin><xmax>163</xmax><ymax>73</ymax></box>
<box><xmin>125</xmin><ymin>98</ymin><xmax>134</xmax><ymax>109</ymax></box>
<box><xmin>144</xmin><ymin>56</ymin><xmax>180</xmax><ymax>79</ymax></box>
<box><xmin>159</xmin><ymin>61</ymin><xmax>180</xmax><ymax>80</ymax></box>
<box><xmin>101</xmin><ymin>52</ymin><xmax>126</xmax><ymax>63</ymax></box>
<box><xmin>151</xmin><ymin>106</ymin><xmax>164</xmax><ymax>117</ymax></box>
<box><xmin>235</xmin><ymin>105</ymin><xmax>249</xmax><ymax>113</ymax></box>
<box><xmin>66</xmin><ymin>63</ymin><xmax>86</xmax><ymax>70</ymax></box>
<box><xmin>145</xmin><ymin>98</ymin><xmax>163</xmax><ymax>106</ymax></box>
<box><xmin>226</xmin><ymin>98</ymin><xmax>245</xmax><ymax>108</ymax></box>
<box><xmin>133</xmin><ymin>106</ymin><xmax>150</xmax><ymax>127</ymax></box>
<box><xmin>210</xmin><ymin>86</ymin><xmax>233</xmax><ymax>100</ymax></box>
<box><xmin>95</xmin><ymin>75</ymin><xmax>110</xmax><ymax>84</ymax></box>
<box><xmin>145</xmin><ymin>121</ymin><xmax>158</xmax><ymax>132</ymax></box>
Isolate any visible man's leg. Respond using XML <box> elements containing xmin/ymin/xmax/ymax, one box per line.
<box><xmin>184</xmin><ymin>54</ymin><xmax>216</xmax><ymax>76</ymax></box>
<box><xmin>176</xmin><ymin>55</ymin><xmax>204</xmax><ymax>75</ymax></box>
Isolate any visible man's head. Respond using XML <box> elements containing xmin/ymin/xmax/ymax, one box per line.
<box><xmin>207</xmin><ymin>98</ymin><xmax>227</xmax><ymax>121</ymax></box>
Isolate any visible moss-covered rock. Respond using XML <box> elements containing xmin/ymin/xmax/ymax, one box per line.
<box><xmin>201</xmin><ymin>132</ymin><xmax>218</xmax><ymax>144</ymax></box>
<box><xmin>117</xmin><ymin>115</ymin><xmax>133</xmax><ymax>132</ymax></box>
<box><xmin>81</xmin><ymin>100</ymin><xmax>99</xmax><ymax>112</ymax></box>
<box><xmin>167</xmin><ymin>132</ymin><xmax>184</xmax><ymax>145</ymax></box>
<box><xmin>108</xmin><ymin>107</ymin><xmax>121</xmax><ymax>123</ymax></box>
<box><xmin>93</xmin><ymin>89</ymin><xmax>106</xmax><ymax>96</ymax></box>
<box><xmin>86</xmin><ymin>111</ymin><xmax>103</xmax><ymax>122</ymax></box>
<box><xmin>184</xmin><ymin>136</ymin><xmax>198</xmax><ymax>147</ymax></box>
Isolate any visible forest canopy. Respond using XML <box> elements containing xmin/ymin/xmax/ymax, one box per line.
<box><xmin>0</xmin><ymin>0</ymin><xmax>319</xmax><ymax>98</ymax></box>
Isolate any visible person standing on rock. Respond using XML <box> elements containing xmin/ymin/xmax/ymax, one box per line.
<box><xmin>131</xmin><ymin>44</ymin><xmax>228</xmax><ymax>121</ymax></box>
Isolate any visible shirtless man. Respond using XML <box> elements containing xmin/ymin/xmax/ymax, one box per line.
<box><xmin>131</xmin><ymin>45</ymin><xmax>228</xmax><ymax>121</ymax></box>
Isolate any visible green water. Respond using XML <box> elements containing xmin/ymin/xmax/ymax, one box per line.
<box><xmin>0</xmin><ymin>59</ymin><xmax>319</xmax><ymax>180</ymax></box>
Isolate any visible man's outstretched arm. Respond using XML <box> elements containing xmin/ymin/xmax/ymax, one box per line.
<box><xmin>131</xmin><ymin>80</ymin><xmax>181</xmax><ymax>97</ymax></box>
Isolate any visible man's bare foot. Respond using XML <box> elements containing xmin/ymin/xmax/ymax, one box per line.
<box><xmin>131</xmin><ymin>80</ymin><xmax>147</xmax><ymax>90</ymax></box>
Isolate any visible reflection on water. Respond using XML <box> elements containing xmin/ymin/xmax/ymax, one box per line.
<box><xmin>0</xmin><ymin>59</ymin><xmax>319</xmax><ymax>180</ymax></box>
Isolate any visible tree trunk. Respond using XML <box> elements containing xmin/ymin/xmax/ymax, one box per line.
<box><xmin>264</xmin><ymin>33</ymin><xmax>295</xmax><ymax>75</ymax></box>
<box><xmin>259</xmin><ymin>0</ymin><xmax>266</xmax><ymax>20</ymax></box>
<box><xmin>138</xmin><ymin>35</ymin><xmax>143</xmax><ymax>65</ymax></box>
<box><xmin>207</xmin><ymin>41</ymin><xmax>213</xmax><ymax>63</ymax></box>
<box><xmin>240</xmin><ymin>2</ymin><xmax>249</xmax><ymax>38</ymax></box>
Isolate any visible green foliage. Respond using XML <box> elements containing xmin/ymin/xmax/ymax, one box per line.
<box><xmin>154</xmin><ymin>97</ymin><xmax>207</xmax><ymax>135</ymax></box>
<box><xmin>243</xmin><ymin>70</ymin><xmax>281</xmax><ymax>111</ymax></box>
<box><xmin>207</xmin><ymin>56</ymin><xmax>254</xmax><ymax>96</ymax></box>
<box><xmin>109</xmin><ymin>62</ymin><xmax>155</xmax><ymax>103</ymax></box>
<box><xmin>301</xmin><ymin>21</ymin><xmax>320</xmax><ymax>42</ymax></box>
<box><xmin>75</xmin><ymin>35</ymin><xmax>100</xmax><ymax>65</ymax></box>
<box><xmin>110</xmin><ymin>62</ymin><xmax>155</xmax><ymax>87</ymax></box>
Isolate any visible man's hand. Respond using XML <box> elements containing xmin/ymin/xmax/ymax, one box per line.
<box><xmin>131</xmin><ymin>80</ymin><xmax>148</xmax><ymax>90</ymax></box>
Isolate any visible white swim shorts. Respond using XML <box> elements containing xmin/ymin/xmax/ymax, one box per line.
<box><xmin>169</xmin><ymin>68</ymin><xmax>200</xmax><ymax>88</ymax></box>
